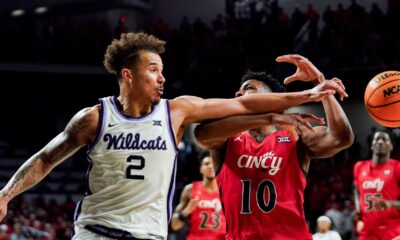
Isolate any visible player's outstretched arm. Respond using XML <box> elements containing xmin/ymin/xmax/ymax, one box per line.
<box><xmin>299</xmin><ymin>78</ymin><xmax>354</xmax><ymax>159</ymax></box>
<box><xmin>170</xmin><ymin>80</ymin><xmax>344</xmax><ymax>128</ymax></box>
<box><xmin>171</xmin><ymin>184</ymin><xmax>198</xmax><ymax>231</ymax></box>
<box><xmin>277</xmin><ymin>55</ymin><xmax>353</xmax><ymax>159</ymax></box>
<box><xmin>0</xmin><ymin>106</ymin><xmax>99</xmax><ymax>221</ymax></box>
<box><xmin>195</xmin><ymin>113</ymin><xmax>325</xmax><ymax>150</ymax></box>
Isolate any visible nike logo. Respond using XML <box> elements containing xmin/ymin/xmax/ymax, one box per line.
<box><xmin>108</xmin><ymin>122</ymin><xmax>120</xmax><ymax>128</ymax></box>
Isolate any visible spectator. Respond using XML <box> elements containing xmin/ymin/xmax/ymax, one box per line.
<box><xmin>313</xmin><ymin>216</ymin><xmax>342</xmax><ymax>240</ymax></box>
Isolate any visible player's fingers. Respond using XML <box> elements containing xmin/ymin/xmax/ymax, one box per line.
<box><xmin>331</xmin><ymin>78</ymin><xmax>347</xmax><ymax>101</ymax></box>
<box><xmin>295</xmin><ymin>116</ymin><xmax>314</xmax><ymax>131</ymax></box>
<box><xmin>276</xmin><ymin>55</ymin><xmax>298</xmax><ymax>64</ymax></box>
<box><xmin>299</xmin><ymin>113</ymin><xmax>325</xmax><ymax>125</ymax></box>
<box><xmin>331</xmin><ymin>77</ymin><xmax>345</xmax><ymax>90</ymax></box>
<box><xmin>283</xmin><ymin>75</ymin><xmax>299</xmax><ymax>85</ymax></box>
<box><xmin>325</xmin><ymin>81</ymin><xmax>348</xmax><ymax>100</ymax></box>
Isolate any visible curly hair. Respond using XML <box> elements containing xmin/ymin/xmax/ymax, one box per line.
<box><xmin>103</xmin><ymin>32</ymin><xmax>166</xmax><ymax>79</ymax></box>
<box><xmin>241</xmin><ymin>70</ymin><xmax>286</xmax><ymax>93</ymax></box>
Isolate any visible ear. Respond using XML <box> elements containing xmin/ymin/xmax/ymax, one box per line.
<box><xmin>121</xmin><ymin>68</ymin><xmax>133</xmax><ymax>84</ymax></box>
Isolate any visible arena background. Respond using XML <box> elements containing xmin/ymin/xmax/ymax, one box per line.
<box><xmin>0</xmin><ymin>0</ymin><xmax>399</xmax><ymax>239</ymax></box>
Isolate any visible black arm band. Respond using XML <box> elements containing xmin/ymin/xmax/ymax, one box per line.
<box><xmin>178</xmin><ymin>212</ymin><xmax>187</xmax><ymax>222</ymax></box>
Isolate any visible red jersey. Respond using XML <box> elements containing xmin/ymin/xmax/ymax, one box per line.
<box><xmin>353</xmin><ymin>159</ymin><xmax>400</xmax><ymax>239</ymax></box>
<box><xmin>187</xmin><ymin>181</ymin><xmax>226</xmax><ymax>240</ymax></box>
<box><xmin>217</xmin><ymin>130</ymin><xmax>312</xmax><ymax>240</ymax></box>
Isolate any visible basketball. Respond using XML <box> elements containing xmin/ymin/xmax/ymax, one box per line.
<box><xmin>364</xmin><ymin>71</ymin><xmax>400</xmax><ymax>127</ymax></box>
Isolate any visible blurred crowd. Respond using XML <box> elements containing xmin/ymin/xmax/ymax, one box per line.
<box><xmin>0</xmin><ymin>0</ymin><xmax>399</xmax><ymax>97</ymax></box>
<box><xmin>0</xmin><ymin>195</ymin><xmax>74</xmax><ymax>240</ymax></box>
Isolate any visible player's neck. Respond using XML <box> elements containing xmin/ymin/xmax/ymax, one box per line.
<box><xmin>117</xmin><ymin>92</ymin><xmax>152</xmax><ymax>118</ymax></box>
<box><xmin>203</xmin><ymin>178</ymin><xmax>218</xmax><ymax>191</ymax></box>
<box><xmin>248</xmin><ymin>126</ymin><xmax>277</xmax><ymax>143</ymax></box>
<box><xmin>372</xmin><ymin>154</ymin><xmax>390</xmax><ymax>165</ymax></box>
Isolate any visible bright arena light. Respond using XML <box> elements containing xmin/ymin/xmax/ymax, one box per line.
<box><xmin>11</xmin><ymin>9</ymin><xmax>25</xmax><ymax>17</ymax></box>
<box><xmin>34</xmin><ymin>6</ymin><xmax>48</xmax><ymax>14</ymax></box>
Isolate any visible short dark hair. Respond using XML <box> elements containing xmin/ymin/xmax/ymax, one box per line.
<box><xmin>241</xmin><ymin>70</ymin><xmax>286</xmax><ymax>93</ymax></box>
<box><xmin>375</xmin><ymin>129</ymin><xmax>395</xmax><ymax>144</ymax></box>
<box><xmin>198</xmin><ymin>151</ymin><xmax>211</xmax><ymax>166</ymax></box>
<box><xmin>103</xmin><ymin>32</ymin><xmax>166</xmax><ymax>79</ymax></box>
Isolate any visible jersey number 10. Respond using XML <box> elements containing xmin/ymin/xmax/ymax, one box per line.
<box><xmin>241</xmin><ymin>179</ymin><xmax>277</xmax><ymax>214</ymax></box>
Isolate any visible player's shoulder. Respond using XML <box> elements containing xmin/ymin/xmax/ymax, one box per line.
<box><xmin>354</xmin><ymin>160</ymin><xmax>370</xmax><ymax>175</ymax></box>
<box><xmin>69</xmin><ymin>105</ymin><xmax>100</xmax><ymax>126</ymax></box>
<box><xmin>169</xmin><ymin>95</ymin><xmax>201</xmax><ymax>108</ymax></box>
<box><xmin>355</xmin><ymin>159</ymin><xmax>370</xmax><ymax>168</ymax></box>
<box><xmin>183</xmin><ymin>183</ymin><xmax>194</xmax><ymax>193</ymax></box>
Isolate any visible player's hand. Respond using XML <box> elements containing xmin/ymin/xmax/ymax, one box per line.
<box><xmin>375</xmin><ymin>199</ymin><xmax>392</xmax><ymax>210</ymax></box>
<box><xmin>276</xmin><ymin>54</ymin><xmax>325</xmax><ymax>84</ymax></box>
<box><xmin>0</xmin><ymin>198</ymin><xmax>7</xmax><ymax>222</ymax></box>
<box><xmin>356</xmin><ymin>220</ymin><xmax>364</xmax><ymax>233</ymax></box>
<box><xmin>306</xmin><ymin>79</ymin><xmax>348</xmax><ymax>102</ymax></box>
<box><xmin>182</xmin><ymin>198</ymin><xmax>199</xmax><ymax>217</ymax></box>
<box><xmin>269</xmin><ymin>113</ymin><xmax>325</xmax><ymax>134</ymax></box>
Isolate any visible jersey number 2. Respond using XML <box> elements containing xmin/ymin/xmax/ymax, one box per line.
<box><xmin>241</xmin><ymin>179</ymin><xmax>277</xmax><ymax>214</ymax></box>
<box><xmin>126</xmin><ymin>155</ymin><xmax>145</xmax><ymax>180</ymax></box>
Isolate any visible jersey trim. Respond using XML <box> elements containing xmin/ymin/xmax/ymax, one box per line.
<box><xmin>167</xmin><ymin>156</ymin><xmax>178</xmax><ymax>222</ymax></box>
<box><xmin>88</xmin><ymin>98</ymin><xmax>105</xmax><ymax>153</ymax></box>
<box><xmin>111</xmin><ymin>96</ymin><xmax>155</xmax><ymax>121</ymax></box>
<box><xmin>85</xmin><ymin>157</ymin><xmax>94</xmax><ymax>195</ymax></box>
<box><xmin>74</xmin><ymin>199</ymin><xmax>83</xmax><ymax>222</ymax></box>
<box><xmin>165</xmin><ymin>100</ymin><xmax>178</xmax><ymax>152</ymax></box>
<box><xmin>74</xmin><ymin>156</ymin><xmax>94</xmax><ymax>222</ymax></box>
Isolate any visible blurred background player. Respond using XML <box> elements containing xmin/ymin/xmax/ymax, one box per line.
<box><xmin>313</xmin><ymin>215</ymin><xmax>342</xmax><ymax>240</ymax></box>
<box><xmin>171</xmin><ymin>152</ymin><xmax>226</xmax><ymax>240</ymax></box>
<box><xmin>353</xmin><ymin>130</ymin><xmax>400</xmax><ymax>240</ymax></box>
<box><xmin>195</xmin><ymin>55</ymin><xmax>353</xmax><ymax>240</ymax></box>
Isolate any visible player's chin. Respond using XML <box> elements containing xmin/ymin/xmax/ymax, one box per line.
<box><xmin>152</xmin><ymin>96</ymin><xmax>161</xmax><ymax>104</ymax></box>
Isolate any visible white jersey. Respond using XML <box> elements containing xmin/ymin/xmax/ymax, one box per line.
<box><xmin>74</xmin><ymin>96</ymin><xmax>178</xmax><ymax>240</ymax></box>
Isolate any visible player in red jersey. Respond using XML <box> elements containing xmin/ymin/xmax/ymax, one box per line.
<box><xmin>195</xmin><ymin>55</ymin><xmax>354</xmax><ymax>240</ymax></box>
<box><xmin>171</xmin><ymin>152</ymin><xmax>226</xmax><ymax>240</ymax></box>
<box><xmin>354</xmin><ymin>130</ymin><xmax>400</xmax><ymax>240</ymax></box>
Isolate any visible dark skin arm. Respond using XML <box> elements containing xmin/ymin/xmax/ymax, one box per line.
<box><xmin>169</xmin><ymin>81</ymin><xmax>345</xmax><ymax>143</ymax></box>
<box><xmin>0</xmin><ymin>106</ymin><xmax>99</xmax><ymax>221</ymax></box>
<box><xmin>296</xmin><ymin>78</ymin><xmax>354</xmax><ymax>172</ymax></box>
<box><xmin>171</xmin><ymin>184</ymin><xmax>199</xmax><ymax>231</ymax></box>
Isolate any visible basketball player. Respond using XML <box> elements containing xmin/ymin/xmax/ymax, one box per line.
<box><xmin>0</xmin><ymin>33</ymin><xmax>345</xmax><ymax>240</ymax></box>
<box><xmin>195</xmin><ymin>55</ymin><xmax>354</xmax><ymax>240</ymax></box>
<box><xmin>171</xmin><ymin>152</ymin><xmax>226</xmax><ymax>239</ymax></box>
<box><xmin>353</xmin><ymin>130</ymin><xmax>400</xmax><ymax>240</ymax></box>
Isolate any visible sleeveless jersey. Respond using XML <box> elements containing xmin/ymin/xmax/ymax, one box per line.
<box><xmin>187</xmin><ymin>181</ymin><xmax>226</xmax><ymax>240</ymax></box>
<box><xmin>74</xmin><ymin>96</ymin><xmax>178</xmax><ymax>240</ymax></box>
<box><xmin>217</xmin><ymin>130</ymin><xmax>312</xmax><ymax>240</ymax></box>
<box><xmin>353</xmin><ymin>159</ymin><xmax>400</xmax><ymax>237</ymax></box>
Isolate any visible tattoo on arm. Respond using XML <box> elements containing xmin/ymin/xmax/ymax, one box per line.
<box><xmin>0</xmin><ymin>107</ymin><xmax>94</xmax><ymax>200</ymax></box>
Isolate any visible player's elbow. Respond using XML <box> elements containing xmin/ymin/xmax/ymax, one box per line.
<box><xmin>336</xmin><ymin>127</ymin><xmax>355</xmax><ymax>150</ymax></box>
<box><xmin>194</xmin><ymin>126</ymin><xmax>225</xmax><ymax>150</ymax></box>
<box><xmin>194</xmin><ymin>125</ymin><xmax>213</xmax><ymax>149</ymax></box>
<box><xmin>326</xmin><ymin>133</ymin><xmax>354</xmax><ymax>157</ymax></box>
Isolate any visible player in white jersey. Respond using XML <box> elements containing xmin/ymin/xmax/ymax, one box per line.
<box><xmin>0</xmin><ymin>32</ymin><xmax>346</xmax><ymax>240</ymax></box>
